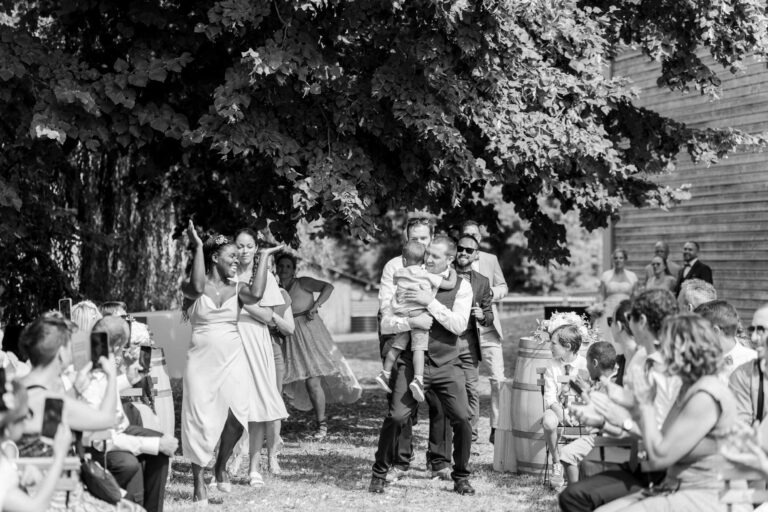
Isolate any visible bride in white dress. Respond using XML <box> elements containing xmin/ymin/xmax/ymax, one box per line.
<box><xmin>180</xmin><ymin>221</ymin><xmax>282</xmax><ymax>503</ymax></box>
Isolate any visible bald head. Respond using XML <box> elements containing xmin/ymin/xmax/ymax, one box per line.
<box><xmin>92</xmin><ymin>316</ymin><xmax>130</xmax><ymax>351</ymax></box>
<box><xmin>653</xmin><ymin>241</ymin><xmax>669</xmax><ymax>258</ymax></box>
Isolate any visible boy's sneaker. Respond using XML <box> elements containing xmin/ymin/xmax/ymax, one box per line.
<box><xmin>408</xmin><ymin>378</ymin><xmax>425</xmax><ymax>402</ymax></box>
<box><xmin>550</xmin><ymin>462</ymin><xmax>565</xmax><ymax>489</ymax></box>
<box><xmin>375</xmin><ymin>371</ymin><xmax>392</xmax><ymax>393</ymax></box>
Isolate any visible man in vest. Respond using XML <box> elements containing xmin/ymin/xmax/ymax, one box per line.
<box><xmin>370</xmin><ymin>236</ymin><xmax>476</xmax><ymax>496</ymax></box>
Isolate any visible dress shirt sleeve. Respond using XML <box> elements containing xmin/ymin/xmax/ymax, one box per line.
<box><xmin>379</xmin><ymin>298</ymin><xmax>412</xmax><ymax>335</ymax></box>
<box><xmin>543</xmin><ymin>364</ymin><xmax>558</xmax><ymax>409</ymax></box>
<box><xmin>378</xmin><ymin>259</ymin><xmax>397</xmax><ymax>311</ymax></box>
<box><xmin>489</xmin><ymin>255</ymin><xmax>508</xmax><ymax>301</ymax></box>
<box><xmin>729</xmin><ymin>362</ymin><xmax>757</xmax><ymax>425</ymax></box>
<box><xmin>117</xmin><ymin>374</ymin><xmax>133</xmax><ymax>392</ymax></box>
<box><xmin>425</xmin><ymin>279</ymin><xmax>472</xmax><ymax>335</ymax></box>
<box><xmin>110</xmin><ymin>433</ymin><xmax>161</xmax><ymax>456</ymax></box>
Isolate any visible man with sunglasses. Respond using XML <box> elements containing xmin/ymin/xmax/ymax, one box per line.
<box><xmin>729</xmin><ymin>305</ymin><xmax>768</xmax><ymax>426</ymax></box>
<box><xmin>460</xmin><ymin>221</ymin><xmax>508</xmax><ymax>443</ymax></box>
<box><xmin>427</xmin><ymin>234</ymin><xmax>493</xmax><ymax>474</ymax></box>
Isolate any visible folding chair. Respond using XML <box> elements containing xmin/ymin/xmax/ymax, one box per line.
<box><xmin>15</xmin><ymin>456</ymin><xmax>82</xmax><ymax>492</ymax></box>
<box><xmin>536</xmin><ymin>367</ymin><xmax>638</xmax><ymax>485</ymax></box>
<box><xmin>719</xmin><ymin>466</ymin><xmax>768</xmax><ymax>512</ymax></box>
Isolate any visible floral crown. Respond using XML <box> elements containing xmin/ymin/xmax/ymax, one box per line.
<box><xmin>212</xmin><ymin>234</ymin><xmax>230</xmax><ymax>247</ymax></box>
<box><xmin>532</xmin><ymin>311</ymin><xmax>600</xmax><ymax>346</ymax></box>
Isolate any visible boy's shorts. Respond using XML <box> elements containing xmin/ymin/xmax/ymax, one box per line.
<box><xmin>391</xmin><ymin>328</ymin><xmax>429</xmax><ymax>352</ymax></box>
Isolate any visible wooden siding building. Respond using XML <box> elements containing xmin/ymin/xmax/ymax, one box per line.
<box><xmin>607</xmin><ymin>50</ymin><xmax>768</xmax><ymax>319</ymax></box>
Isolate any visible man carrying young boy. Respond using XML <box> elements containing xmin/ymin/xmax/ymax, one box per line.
<box><xmin>375</xmin><ymin>240</ymin><xmax>457</xmax><ymax>401</ymax></box>
<box><xmin>554</xmin><ymin>341</ymin><xmax>618</xmax><ymax>488</ymax></box>
<box><xmin>543</xmin><ymin>324</ymin><xmax>588</xmax><ymax>489</ymax></box>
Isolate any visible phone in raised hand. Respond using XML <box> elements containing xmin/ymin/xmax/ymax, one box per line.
<box><xmin>139</xmin><ymin>346</ymin><xmax>152</xmax><ymax>373</ymax></box>
<box><xmin>58</xmin><ymin>298</ymin><xmax>72</xmax><ymax>320</ymax></box>
<box><xmin>41</xmin><ymin>397</ymin><xmax>64</xmax><ymax>443</ymax></box>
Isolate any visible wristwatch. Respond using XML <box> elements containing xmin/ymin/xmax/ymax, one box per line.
<box><xmin>621</xmin><ymin>418</ymin><xmax>634</xmax><ymax>432</ymax></box>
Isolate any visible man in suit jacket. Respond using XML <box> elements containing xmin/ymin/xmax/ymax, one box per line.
<box><xmin>674</xmin><ymin>241</ymin><xmax>713</xmax><ymax>296</ymax></box>
<box><xmin>461</xmin><ymin>221</ymin><xmax>508</xmax><ymax>443</ymax></box>
<box><xmin>427</xmin><ymin>234</ymin><xmax>494</xmax><ymax>474</ymax></box>
<box><xmin>371</xmin><ymin>236</ymin><xmax>476</xmax><ymax>496</ymax></box>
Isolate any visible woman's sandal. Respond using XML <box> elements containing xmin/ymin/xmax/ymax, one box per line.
<box><xmin>268</xmin><ymin>456</ymin><xmax>282</xmax><ymax>475</ymax></box>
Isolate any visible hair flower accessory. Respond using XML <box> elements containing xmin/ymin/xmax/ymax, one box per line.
<box><xmin>532</xmin><ymin>311</ymin><xmax>600</xmax><ymax>346</ymax></box>
<box><xmin>1</xmin><ymin>382</ymin><xmax>15</xmax><ymax>411</ymax></box>
<box><xmin>213</xmin><ymin>234</ymin><xmax>230</xmax><ymax>246</ymax></box>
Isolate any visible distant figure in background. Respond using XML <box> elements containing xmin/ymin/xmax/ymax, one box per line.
<box><xmin>674</xmin><ymin>241</ymin><xmax>713</xmax><ymax>296</ymax></box>
<box><xmin>460</xmin><ymin>220</ymin><xmax>509</xmax><ymax>443</ymax></box>
<box><xmin>644</xmin><ymin>256</ymin><xmax>676</xmax><ymax>293</ymax></box>
<box><xmin>596</xmin><ymin>249</ymin><xmax>637</xmax><ymax>343</ymax></box>
<box><xmin>276</xmin><ymin>252</ymin><xmax>361</xmax><ymax>440</ymax></box>
<box><xmin>677</xmin><ymin>278</ymin><xmax>716</xmax><ymax>312</ymax></box>
<box><xmin>642</xmin><ymin>241</ymin><xmax>680</xmax><ymax>288</ymax></box>
<box><xmin>608</xmin><ymin>299</ymin><xmax>637</xmax><ymax>386</ymax></box>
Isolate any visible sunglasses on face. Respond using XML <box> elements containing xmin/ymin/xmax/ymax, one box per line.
<box><xmin>457</xmin><ymin>246</ymin><xmax>477</xmax><ymax>254</ymax></box>
<box><xmin>651</xmin><ymin>263</ymin><xmax>662</xmax><ymax>267</ymax></box>
<box><xmin>748</xmin><ymin>325</ymin><xmax>767</xmax><ymax>335</ymax></box>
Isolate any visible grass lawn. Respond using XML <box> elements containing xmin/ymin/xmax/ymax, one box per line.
<box><xmin>163</xmin><ymin>312</ymin><xmax>559</xmax><ymax>511</ymax></box>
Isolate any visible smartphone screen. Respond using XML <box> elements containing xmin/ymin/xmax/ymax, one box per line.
<box><xmin>58</xmin><ymin>299</ymin><xmax>72</xmax><ymax>320</ymax></box>
<box><xmin>0</xmin><ymin>368</ymin><xmax>6</xmax><ymax>412</ymax></box>
<box><xmin>90</xmin><ymin>332</ymin><xmax>110</xmax><ymax>369</ymax></box>
<box><xmin>140</xmin><ymin>346</ymin><xmax>151</xmax><ymax>373</ymax></box>
<box><xmin>41</xmin><ymin>397</ymin><xmax>63</xmax><ymax>441</ymax></box>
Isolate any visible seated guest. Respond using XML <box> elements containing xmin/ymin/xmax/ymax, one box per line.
<box><xmin>79</xmin><ymin>316</ymin><xmax>175</xmax><ymax>512</ymax></box>
<box><xmin>70</xmin><ymin>300</ymin><xmax>102</xmax><ymax>334</ymax></box>
<box><xmin>728</xmin><ymin>304</ymin><xmax>768</xmax><ymax>426</ymax></box>
<box><xmin>677</xmin><ymin>278</ymin><xmax>716</xmax><ymax>312</ymax></box>
<box><xmin>18</xmin><ymin>312</ymin><xmax>144</xmax><ymax>511</ymax></box>
<box><xmin>562</xmin><ymin>289</ymin><xmax>680</xmax><ymax>512</ymax></box>
<box><xmin>558</xmin><ymin>341</ymin><xmax>618</xmax><ymax>486</ymax></box>
<box><xmin>1</xmin><ymin>325</ymin><xmax>30</xmax><ymax>379</ymax></box>
<box><xmin>0</xmin><ymin>379</ymin><xmax>72</xmax><ymax>512</ymax></box>
<box><xmin>99</xmin><ymin>301</ymin><xmax>128</xmax><ymax>317</ymax></box>
<box><xmin>694</xmin><ymin>300</ymin><xmax>756</xmax><ymax>380</ymax></box>
<box><xmin>543</xmin><ymin>324</ymin><xmax>588</xmax><ymax>488</ymax></box>
<box><xmin>594</xmin><ymin>314</ymin><xmax>738</xmax><ymax>512</ymax></box>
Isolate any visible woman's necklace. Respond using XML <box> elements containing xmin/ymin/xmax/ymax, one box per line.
<box><xmin>210</xmin><ymin>279</ymin><xmax>228</xmax><ymax>296</ymax></box>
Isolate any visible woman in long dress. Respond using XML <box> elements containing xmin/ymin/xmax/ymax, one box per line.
<box><xmin>180</xmin><ymin>221</ymin><xmax>282</xmax><ymax>503</ymax></box>
<box><xmin>276</xmin><ymin>253</ymin><xmax>361</xmax><ymax>440</ymax></box>
<box><xmin>233</xmin><ymin>228</ymin><xmax>288</xmax><ymax>486</ymax></box>
<box><xmin>596</xmin><ymin>248</ymin><xmax>638</xmax><ymax>343</ymax></box>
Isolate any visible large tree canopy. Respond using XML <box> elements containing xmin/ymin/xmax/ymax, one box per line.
<box><xmin>1</xmin><ymin>0</ymin><xmax>767</xmax><ymax>321</ymax></box>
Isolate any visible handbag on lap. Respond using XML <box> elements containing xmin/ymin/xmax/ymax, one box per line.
<box><xmin>74</xmin><ymin>431</ymin><xmax>122</xmax><ymax>504</ymax></box>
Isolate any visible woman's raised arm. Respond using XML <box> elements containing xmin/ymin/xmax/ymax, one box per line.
<box><xmin>181</xmin><ymin>220</ymin><xmax>205</xmax><ymax>299</ymax></box>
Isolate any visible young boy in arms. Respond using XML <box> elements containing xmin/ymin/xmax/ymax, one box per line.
<box><xmin>375</xmin><ymin>240</ymin><xmax>457</xmax><ymax>401</ymax></box>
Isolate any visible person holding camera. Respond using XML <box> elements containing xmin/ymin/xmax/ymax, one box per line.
<box><xmin>77</xmin><ymin>316</ymin><xmax>176</xmax><ymax>512</ymax></box>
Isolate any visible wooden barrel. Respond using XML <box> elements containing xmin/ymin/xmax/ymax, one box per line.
<box><xmin>150</xmin><ymin>347</ymin><xmax>174</xmax><ymax>439</ymax></box>
<box><xmin>120</xmin><ymin>347</ymin><xmax>175</xmax><ymax>439</ymax></box>
<box><xmin>510</xmin><ymin>336</ymin><xmax>550</xmax><ymax>475</ymax></box>
<box><xmin>493</xmin><ymin>379</ymin><xmax>517</xmax><ymax>473</ymax></box>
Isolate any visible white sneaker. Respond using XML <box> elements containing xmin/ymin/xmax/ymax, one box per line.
<box><xmin>550</xmin><ymin>462</ymin><xmax>565</xmax><ymax>489</ymax></box>
<box><xmin>408</xmin><ymin>379</ymin><xmax>425</xmax><ymax>402</ymax></box>
<box><xmin>375</xmin><ymin>371</ymin><xmax>392</xmax><ymax>393</ymax></box>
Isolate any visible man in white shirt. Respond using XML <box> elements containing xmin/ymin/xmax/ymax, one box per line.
<box><xmin>460</xmin><ymin>220</ymin><xmax>508</xmax><ymax>443</ymax></box>
<box><xmin>677</xmin><ymin>278</ymin><xmax>716</xmax><ymax>312</ymax></box>
<box><xmin>371</xmin><ymin>237</ymin><xmax>476</xmax><ymax>496</ymax></box>
<box><xmin>729</xmin><ymin>304</ymin><xmax>768</xmax><ymax>426</ymax></box>
<box><xmin>695</xmin><ymin>300</ymin><xmax>757</xmax><ymax>380</ymax></box>
<box><xmin>79</xmin><ymin>316</ymin><xmax>177</xmax><ymax>512</ymax></box>
<box><xmin>376</xmin><ymin>215</ymin><xmax>434</xmax><ymax>479</ymax></box>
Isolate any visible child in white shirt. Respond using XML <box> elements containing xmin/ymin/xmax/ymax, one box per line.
<box><xmin>375</xmin><ymin>240</ymin><xmax>456</xmax><ymax>401</ymax></box>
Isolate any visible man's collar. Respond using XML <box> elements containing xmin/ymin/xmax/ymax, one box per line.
<box><xmin>685</xmin><ymin>258</ymin><xmax>698</xmax><ymax>267</ymax></box>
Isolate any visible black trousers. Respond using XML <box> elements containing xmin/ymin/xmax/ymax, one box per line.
<box><xmin>372</xmin><ymin>357</ymin><xmax>472</xmax><ymax>481</ymax></box>
<box><xmin>427</xmin><ymin>349</ymin><xmax>479</xmax><ymax>470</ymax></box>
<box><xmin>89</xmin><ymin>426</ymin><xmax>169</xmax><ymax>512</ymax></box>
<box><xmin>558</xmin><ymin>464</ymin><xmax>666</xmax><ymax>512</ymax></box>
